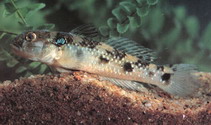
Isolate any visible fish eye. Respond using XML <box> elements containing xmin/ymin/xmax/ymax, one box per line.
<box><xmin>25</xmin><ymin>32</ymin><xmax>36</xmax><ymax>41</ymax></box>
<box><xmin>55</xmin><ymin>37</ymin><xmax>66</xmax><ymax>46</ymax></box>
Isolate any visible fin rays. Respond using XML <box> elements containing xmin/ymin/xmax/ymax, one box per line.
<box><xmin>70</xmin><ymin>24</ymin><xmax>99</xmax><ymax>38</ymax></box>
<box><xmin>106</xmin><ymin>37</ymin><xmax>156</xmax><ymax>62</ymax></box>
<box><xmin>100</xmin><ymin>76</ymin><xmax>149</xmax><ymax>92</ymax></box>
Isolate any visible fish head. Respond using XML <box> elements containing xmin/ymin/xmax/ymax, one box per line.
<box><xmin>11</xmin><ymin>30</ymin><xmax>62</xmax><ymax>64</ymax></box>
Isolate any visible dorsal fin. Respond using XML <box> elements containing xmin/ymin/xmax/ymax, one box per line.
<box><xmin>70</xmin><ymin>24</ymin><xmax>99</xmax><ymax>38</ymax></box>
<box><xmin>105</xmin><ymin>37</ymin><xmax>156</xmax><ymax>62</ymax></box>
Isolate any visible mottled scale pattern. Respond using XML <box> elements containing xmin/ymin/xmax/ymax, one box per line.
<box><xmin>71</xmin><ymin>39</ymin><xmax>166</xmax><ymax>86</ymax></box>
<box><xmin>11</xmin><ymin>27</ymin><xmax>201</xmax><ymax>97</ymax></box>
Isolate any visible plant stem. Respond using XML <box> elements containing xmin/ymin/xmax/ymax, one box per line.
<box><xmin>0</xmin><ymin>30</ymin><xmax>18</xmax><ymax>35</ymax></box>
<box><xmin>10</xmin><ymin>0</ymin><xmax>28</xmax><ymax>26</ymax></box>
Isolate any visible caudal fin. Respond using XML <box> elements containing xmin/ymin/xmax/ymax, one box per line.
<box><xmin>158</xmin><ymin>64</ymin><xmax>201</xmax><ymax>97</ymax></box>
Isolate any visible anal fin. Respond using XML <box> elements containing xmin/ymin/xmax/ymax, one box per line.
<box><xmin>49</xmin><ymin>66</ymin><xmax>73</xmax><ymax>74</ymax></box>
<box><xmin>100</xmin><ymin>76</ymin><xmax>150</xmax><ymax>93</ymax></box>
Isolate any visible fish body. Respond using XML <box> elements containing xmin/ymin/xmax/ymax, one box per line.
<box><xmin>11</xmin><ymin>26</ymin><xmax>200</xmax><ymax>97</ymax></box>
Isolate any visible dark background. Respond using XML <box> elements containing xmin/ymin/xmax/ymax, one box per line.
<box><xmin>169</xmin><ymin>0</ymin><xmax>211</xmax><ymax>30</ymax></box>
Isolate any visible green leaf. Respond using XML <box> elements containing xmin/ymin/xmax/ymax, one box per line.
<box><xmin>37</xmin><ymin>24</ymin><xmax>55</xmax><ymax>30</ymax></box>
<box><xmin>200</xmin><ymin>22</ymin><xmax>211</xmax><ymax>49</ymax></box>
<box><xmin>112</xmin><ymin>7</ymin><xmax>127</xmax><ymax>21</ymax></box>
<box><xmin>136</xmin><ymin>7</ymin><xmax>149</xmax><ymax>17</ymax></box>
<box><xmin>0</xmin><ymin>54</ymin><xmax>8</xmax><ymax>61</ymax></box>
<box><xmin>39</xmin><ymin>64</ymin><xmax>47</xmax><ymax>74</ymax></box>
<box><xmin>117</xmin><ymin>23</ymin><xmax>129</xmax><ymax>34</ymax></box>
<box><xmin>184</xmin><ymin>16</ymin><xmax>199</xmax><ymax>38</ymax></box>
<box><xmin>159</xmin><ymin>21</ymin><xmax>181</xmax><ymax>46</ymax></box>
<box><xmin>39</xmin><ymin>64</ymin><xmax>48</xmax><ymax>74</ymax></box>
<box><xmin>0</xmin><ymin>33</ymin><xmax>6</xmax><ymax>39</ymax></box>
<box><xmin>16</xmin><ymin>66</ymin><xmax>27</xmax><ymax>73</ymax></box>
<box><xmin>109</xmin><ymin>30</ymin><xmax>119</xmax><ymax>37</ymax></box>
<box><xmin>136</xmin><ymin>0</ymin><xmax>145</xmax><ymax>4</ymax></box>
<box><xmin>147</xmin><ymin>0</ymin><xmax>158</xmax><ymax>5</ymax></box>
<box><xmin>2</xmin><ymin>10</ymin><xmax>11</xmax><ymax>17</ymax></box>
<box><xmin>174</xmin><ymin>6</ymin><xmax>186</xmax><ymax>21</ymax></box>
<box><xmin>4</xmin><ymin>2</ymin><xmax>16</xmax><ymax>14</ymax></box>
<box><xmin>22</xmin><ymin>25</ymin><xmax>34</xmax><ymax>30</ymax></box>
<box><xmin>175</xmin><ymin>38</ymin><xmax>193</xmax><ymax>55</ymax></box>
<box><xmin>24</xmin><ymin>71</ymin><xmax>33</xmax><ymax>77</ymax></box>
<box><xmin>18</xmin><ymin>8</ymin><xmax>28</xmax><ymax>18</ymax></box>
<box><xmin>6</xmin><ymin>58</ymin><xmax>19</xmax><ymax>67</ymax></box>
<box><xmin>1</xmin><ymin>0</ymin><xmax>17</xmax><ymax>4</ymax></box>
<box><xmin>99</xmin><ymin>26</ymin><xmax>109</xmax><ymax>37</ymax></box>
<box><xmin>148</xmin><ymin>8</ymin><xmax>164</xmax><ymax>35</ymax></box>
<box><xmin>28</xmin><ymin>3</ymin><xmax>46</xmax><ymax>11</ymax></box>
<box><xmin>3</xmin><ymin>2</ymin><xmax>16</xmax><ymax>17</ymax></box>
<box><xmin>128</xmin><ymin>14</ymin><xmax>142</xmax><ymax>29</ymax></box>
<box><xmin>29</xmin><ymin>62</ymin><xmax>41</xmax><ymax>69</ymax></box>
<box><xmin>0</xmin><ymin>49</ymin><xmax>12</xmax><ymax>61</ymax></box>
<box><xmin>19</xmin><ymin>3</ymin><xmax>45</xmax><ymax>19</ymax></box>
<box><xmin>107</xmin><ymin>18</ymin><xmax>117</xmax><ymax>28</ymax></box>
<box><xmin>120</xmin><ymin>1</ymin><xmax>136</xmax><ymax>14</ymax></box>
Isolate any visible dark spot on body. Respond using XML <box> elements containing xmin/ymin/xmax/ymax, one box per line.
<box><xmin>169</xmin><ymin>64</ymin><xmax>173</xmax><ymax>67</ymax></box>
<box><xmin>66</xmin><ymin>36</ymin><xmax>73</xmax><ymax>43</ymax></box>
<box><xmin>172</xmin><ymin>67</ymin><xmax>177</xmax><ymax>71</ymax></box>
<box><xmin>114</xmin><ymin>49</ymin><xmax>126</xmax><ymax>59</ymax></box>
<box><xmin>157</xmin><ymin>65</ymin><xmax>164</xmax><ymax>71</ymax></box>
<box><xmin>105</xmin><ymin>50</ymin><xmax>113</xmax><ymax>56</ymax></box>
<box><xmin>134</xmin><ymin>60</ymin><xmax>149</xmax><ymax>68</ymax></box>
<box><xmin>167</xmin><ymin>64</ymin><xmax>177</xmax><ymax>71</ymax></box>
<box><xmin>123</xmin><ymin>62</ymin><xmax>133</xmax><ymax>72</ymax></box>
<box><xmin>99</xmin><ymin>55</ymin><xmax>109</xmax><ymax>64</ymax></box>
<box><xmin>105</xmin><ymin>49</ymin><xmax>126</xmax><ymax>60</ymax></box>
<box><xmin>161</xmin><ymin>73</ymin><xmax>171</xmax><ymax>82</ymax></box>
<box><xmin>76</xmin><ymin>49</ymin><xmax>83</xmax><ymax>58</ymax></box>
<box><xmin>148</xmin><ymin>71</ymin><xmax>154</xmax><ymax>77</ymax></box>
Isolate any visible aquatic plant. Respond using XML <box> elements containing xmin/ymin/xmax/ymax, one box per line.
<box><xmin>99</xmin><ymin>0</ymin><xmax>159</xmax><ymax>37</ymax></box>
<box><xmin>0</xmin><ymin>0</ymin><xmax>54</xmax><ymax>79</ymax></box>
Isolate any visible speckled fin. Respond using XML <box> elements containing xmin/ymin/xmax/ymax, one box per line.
<box><xmin>105</xmin><ymin>38</ymin><xmax>156</xmax><ymax>62</ymax></box>
<box><xmin>70</xmin><ymin>24</ymin><xmax>99</xmax><ymax>38</ymax></box>
<box><xmin>100</xmin><ymin>76</ymin><xmax>149</xmax><ymax>92</ymax></box>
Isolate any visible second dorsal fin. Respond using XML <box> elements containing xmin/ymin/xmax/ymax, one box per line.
<box><xmin>105</xmin><ymin>37</ymin><xmax>156</xmax><ymax>62</ymax></box>
<box><xmin>70</xmin><ymin>24</ymin><xmax>99</xmax><ymax>38</ymax></box>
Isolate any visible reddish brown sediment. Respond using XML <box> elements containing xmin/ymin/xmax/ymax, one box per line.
<box><xmin>0</xmin><ymin>72</ymin><xmax>210</xmax><ymax>124</ymax></box>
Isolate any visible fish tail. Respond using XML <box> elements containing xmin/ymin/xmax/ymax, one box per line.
<box><xmin>157</xmin><ymin>64</ymin><xmax>201</xmax><ymax>97</ymax></box>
